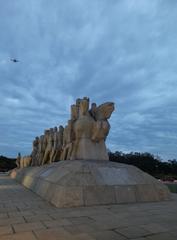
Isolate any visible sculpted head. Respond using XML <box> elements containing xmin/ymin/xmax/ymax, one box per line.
<box><xmin>95</xmin><ymin>102</ymin><xmax>115</xmax><ymax>120</ymax></box>
<box><xmin>76</xmin><ymin>98</ymin><xmax>81</xmax><ymax>106</ymax></box>
<box><xmin>71</xmin><ymin>104</ymin><xmax>78</xmax><ymax>120</ymax></box>
<box><xmin>40</xmin><ymin>135</ymin><xmax>44</xmax><ymax>140</ymax></box>
<box><xmin>44</xmin><ymin>130</ymin><xmax>50</xmax><ymax>136</ymax></box>
<box><xmin>35</xmin><ymin>136</ymin><xmax>39</xmax><ymax>143</ymax></box>
<box><xmin>80</xmin><ymin>97</ymin><xmax>89</xmax><ymax>116</ymax></box>
<box><xmin>59</xmin><ymin>125</ymin><xmax>64</xmax><ymax>133</ymax></box>
<box><xmin>68</xmin><ymin>120</ymin><xmax>72</xmax><ymax>127</ymax></box>
<box><xmin>91</xmin><ymin>103</ymin><xmax>97</xmax><ymax>109</ymax></box>
<box><xmin>90</xmin><ymin>103</ymin><xmax>97</xmax><ymax>117</ymax></box>
<box><xmin>33</xmin><ymin>136</ymin><xmax>39</xmax><ymax>147</ymax></box>
<box><xmin>54</xmin><ymin>126</ymin><xmax>58</xmax><ymax>132</ymax></box>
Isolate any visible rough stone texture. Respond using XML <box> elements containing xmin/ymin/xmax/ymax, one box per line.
<box><xmin>10</xmin><ymin>160</ymin><xmax>170</xmax><ymax>208</ymax></box>
<box><xmin>17</xmin><ymin>97</ymin><xmax>115</xmax><ymax>167</ymax></box>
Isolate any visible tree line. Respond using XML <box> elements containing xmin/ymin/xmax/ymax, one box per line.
<box><xmin>109</xmin><ymin>151</ymin><xmax>177</xmax><ymax>181</ymax></box>
<box><xmin>0</xmin><ymin>156</ymin><xmax>16</xmax><ymax>172</ymax></box>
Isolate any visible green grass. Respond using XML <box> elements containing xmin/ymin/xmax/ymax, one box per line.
<box><xmin>165</xmin><ymin>183</ymin><xmax>177</xmax><ymax>193</ymax></box>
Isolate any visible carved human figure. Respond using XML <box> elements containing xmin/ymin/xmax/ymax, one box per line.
<box><xmin>50</xmin><ymin>126</ymin><xmax>64</xmax><ymax>162</ymax></box>
<box><xmin>70</xmin><ymin>97</ymin><xmax>97</xmax><ymax>160</ymax></box>
<box><xmin>23</xmin><ymin>156</ymin><xmax>32</xmax><ymax>167</ymax></box>
<box><xmin>31</xmin><ymin>137</ymin><xmax>39</xmax><ymax>166</ymax></box>
<box><xmin>42</xmin><ymin>129</ymin><xmax>54</xmax><ymax>165</ymax></box>
<box><xmin>16</xmin><ymin>152</ymin><xmax>21</xmax><ymax>168</ymax></box>
<box><xmin>76</xmin><ymin>98</ymin><xmax>81</xmax><ymax>117</ymax></box>
<box><xmin>20</xmin><ymin>156</ymin><xmax>24</xmax><ymax>168</ymax></box>
<box><xmin>61</xmin><ymin>102</ymin><xmax>80</xmax><ymax>160</ymax></box>
<box><xmin>71</xmin><ymin>104</ymin><xmax>78</xmax><ymax>121</ymax></box>
<box><xmin>20</xmin><ymin>155</ymin><xmax>32</xmax><ymax>168</ymax></box>
<box><xmin>36</xmin><ymin>135</ymin><xmax>45</xmax><ymax>165</ymax></box>
<box><xmin>56</xmin><ymin>125</ymin><xmax>64</xmax><ymax>160</ymax></box>
<box><xmin>89</xmin><ymin>103</ymin><xmax>97</xmax><ymax>120</ymax></box>
<box><xmin>60</xmin><ymin>120</ymin><xmax>73</xmax><ymax>160</ymax></box>
<box><xmin>49</xmin><ymin>127</ymin><xmax>58</xmax><ymax>163</ymax></box>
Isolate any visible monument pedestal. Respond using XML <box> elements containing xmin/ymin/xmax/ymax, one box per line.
<box><xmin>11</xmin><ymin>160</ymin><xmax>170</xmax><ymax>208</ymax></box>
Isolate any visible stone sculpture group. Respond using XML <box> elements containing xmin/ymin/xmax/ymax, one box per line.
<box><xmin>12</xmin><ymin>97</ymin><xmax>170</xmax><ymax>207</ymax></box>
<box><xmin>16</xmin><ymin>97</ymin><xmax>114</xmax><ymax>168</ymax></box>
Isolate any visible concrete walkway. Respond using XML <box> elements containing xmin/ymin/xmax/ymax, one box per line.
<box><xmin>0</xmin><ymin>175</ymin><xmax>177</xmax><ymax>240</ymax></box>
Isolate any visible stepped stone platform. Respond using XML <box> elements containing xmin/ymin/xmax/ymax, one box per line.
<box><xmin>10</xmin><ymin>160</ymin><xmax>170</xmax><ymax>208</ymax></box>
<box><xmin>0</xmin><ymin>174</ymin><xmax>177</xmax><ymax>240</ymax></box>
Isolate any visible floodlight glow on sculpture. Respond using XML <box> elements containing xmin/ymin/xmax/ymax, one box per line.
<box><xmin>17</xmin><ymin>97</ymin><xmax>114</xmax><ymax>168</ymax></box>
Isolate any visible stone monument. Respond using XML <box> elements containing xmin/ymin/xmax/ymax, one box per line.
<box><xmin>11</xmin><ymin>97</ymin><xmax>170</xmax><ymax>208</ymax></box>
<box><xmin>22</xmin><ymin>97</ymin><xmax>114</xmax><ymax>165</ymax></box>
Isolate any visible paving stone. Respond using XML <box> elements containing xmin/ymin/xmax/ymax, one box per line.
<box><xmin>67</xmin><ymin>216</ymin><xmax>95</xmax><ymax>225</ymax></box>
<box><xmin>71</xmin><ymin>233</ymin><xmax>95</xmax><ymax>240</ymax></box>
<box><xmin>0</xmin><ymin>175</ymin><xmax>177</xmax><ymax>240</ymax></box>
<box><xmin>130</xmin><ymin>238</ymin><xmax>147</xmax><ymax>240</ymax></box>
<box><xmin>13</xmin><ymin>222</ymin><xmax>45</xmax><ymax>233</ymax></box>
<box><xmin>141</xmin><ymin>223</ymin><xmax>169</xmax><ymax>234</ymax></box>
<box><xmin>146</xmin><ymin>232</ymin><xmax>177</xmax><ymax>240</ymax></box>
<box><xmin>115</xmin><ymin>226</ymin><xmax>151</xmax><ymax>238</ymax></box>
<box><xmin>64</xmin><ymin>223</ymin><xmax>97</xmax><ymax>235</ymax></box>
<box><xmin>24</xmin><ymin>214</ymin><xmax>53</xmax><ymax>223</ymax></box>
<box><xmin>0</xmin><ymin>217</ymin><xmax>25</xmax><ymax>226</ymax></box>
<box><xmin>34</xmin><ymin>227</ymin><xmax>73</xmax><ymax>240</ymax></box>
<box><xmin>0</xmin><ymin>213</ymin><xmax>9</xmax><ymax>219</ymax></box>
<box><xmin>90</xmin><ymin>230</ymin><xmax>127</xmax><ymax>240</ymax></box>
<box><xmin>42</xmin><ymin>218</ymin><xmax>72</xmax><ymax>228</ymax></box>
<box><xmin>89</xmin><ymin>218</ymin><xmax>126</xmax><ymax>230</ymax></box>
<box><xmin>0</xmin><ymin>225</ymin><xmax>13</xmax><ymax>236</ymax></box>
<box><xmin>0</xmin><ymin>231</ymin><xmax>37</xmax><ymax>240</ymax></box>
<box><xmin>8</xmin><ymin>210</ymin><xmax>34</xmax><ymax>217</ymax></box>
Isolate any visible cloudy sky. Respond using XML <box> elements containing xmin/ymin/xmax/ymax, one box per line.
<box><xmin>0</xmin><ymin>0</ymin><xmax>177</xmax><ymax>160</ymax></box>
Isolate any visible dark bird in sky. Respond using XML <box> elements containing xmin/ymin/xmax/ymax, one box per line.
<box><xmin>10</xmin><ymin>58</ymin><xmax>19</xmax><ymax>63</ymax></box>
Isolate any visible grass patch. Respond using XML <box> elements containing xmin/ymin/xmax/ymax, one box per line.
<box><xmin>165</xmin><ymin>183</ymin><xmax>177</xmax><ymax>193</ymax></box>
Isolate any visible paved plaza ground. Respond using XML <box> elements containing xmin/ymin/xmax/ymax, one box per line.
<box><xmin>0</xmin><ymin>174</ymin><xmax>177</xmax><ymax>240</ymax></box>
